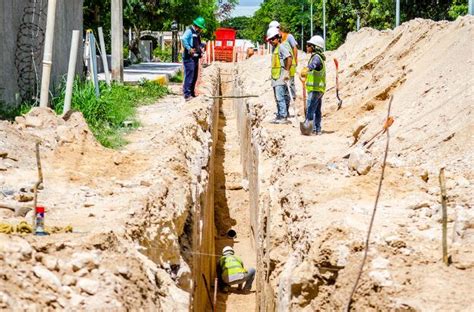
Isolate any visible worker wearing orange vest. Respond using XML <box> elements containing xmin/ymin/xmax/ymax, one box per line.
<box><xmin>267</xmin><ymin>27</ymin><xmax>293</xmax><ymax>124</ymax></box>
<box><xmin>217</xmin><ymin>246</ymin><xmax>255</xmax><ymax>293</ymax></box>
<box><xmin>269</xmin><ymin>21</ymin><xmax>298</xmax><ymax>101</ymax></box>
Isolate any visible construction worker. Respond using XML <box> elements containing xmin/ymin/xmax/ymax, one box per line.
<box><xmin>217</xmin><ymin>246</ymin><xmax>255</xmax><ymax>293</ymax></box>
<box><xmin>303</xmin><ymin>35</ymin><xmax>326</xmax><ymax>135</ymax></box>
<box><xmin>181</xmin><ymin>17</ymin><xmax>206</xmax><ymax>101</ymax></box>
<box><xmin>267</xmin><ymin>27</ymin><xmax>293</xmax><ymax>124</ymax></box>
<box><xmin>269</xmin><ymin>21</ymin><xmax>298</xmax><ymax>101</ymax></box>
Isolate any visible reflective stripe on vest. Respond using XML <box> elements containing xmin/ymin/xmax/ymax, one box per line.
<box><xmin>271</xmin><ymin>46</ymin><xmax>281</xmax><ymax>80</ymax></box>
<box><xmin>282</xmin><ymin>41</ymin><xmax>296</xmax><ymax>77</ymax></box>
<box><xmin>219</xmin><ymin>255</ymin><xmax>246</xmax><ymax>279</ymax></box>
<box><xmin>306</xmin><ymin>53</ymin><xmax>326</xmax><ymax>93</ymax></box>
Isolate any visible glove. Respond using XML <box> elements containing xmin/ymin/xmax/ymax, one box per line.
<box><xmin>300</xmin><ymin>67</ymin><xmax>309</xmax><ymax>79</ymax></box>
<box><xmin>282</xmin><ymin>69</ymin><xmax>290</xmax><ymax>81</ymax></box>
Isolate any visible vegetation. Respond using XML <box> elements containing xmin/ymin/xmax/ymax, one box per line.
<box><xmin>51</xmin><ymin>79</ymin><xmax>168</xmax><ymax>148</ymax></box>
<box><xmin>83</xmin><ymin>0</ymin><xmax>238</xmax><ymax>61</ymax></box>
<box><xmin>223</xmin><ymin>0</ymin><xmax>470</xmax><ymax>50</ymax></box>
<box><xmin>170</xmin><ymin>71</ymin><xmax>184</xmax><ymax>83</ymax></box>
<box><xmin>0</xmin><ymin>79</ymin><xmax>168</xmax><ymax>149</ymax></box>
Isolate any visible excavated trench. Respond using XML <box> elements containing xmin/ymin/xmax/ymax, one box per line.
<box><xmin>188</xmin><ymin>65</ymin><xmax>261</xmax><ymax>311</ymax></box>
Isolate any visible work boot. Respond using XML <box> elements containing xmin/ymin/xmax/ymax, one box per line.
<box><xmin>221</xmin><ymin>285</ymin><xmax>230</xmax><ymax>293</ymax></box>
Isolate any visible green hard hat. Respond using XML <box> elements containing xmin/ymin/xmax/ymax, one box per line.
<box><xmin>193</xmin><ymin>16</ymin><xmax>206</xmax><ymax>30</ymax></box>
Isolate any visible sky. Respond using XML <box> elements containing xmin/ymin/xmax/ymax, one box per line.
<box><xmin>231</xmin><ymin>0</ymin><xmax>263</xmax><ymax>17</ymax></box>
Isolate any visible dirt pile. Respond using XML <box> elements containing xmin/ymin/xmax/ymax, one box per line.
<box><xmin>235</xmin><ymin>16</ymin><xmax>473</xmax><ymax>311</ymax></box>
<box><xmin>0</xmin><ymin>68</ymin><xmax>221</xmax><ymax>309</ymax></box>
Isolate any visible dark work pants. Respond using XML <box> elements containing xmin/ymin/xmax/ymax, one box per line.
<box><xmin>183</xmin><ymin>58</ymin><xmax>199</xmax><ymax>98</ymax></box>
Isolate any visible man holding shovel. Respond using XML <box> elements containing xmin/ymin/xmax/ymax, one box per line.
<box><xmin>301</xmin><ymin>35</ymin><xmax>326</xmax><ymax>135</ymax></box>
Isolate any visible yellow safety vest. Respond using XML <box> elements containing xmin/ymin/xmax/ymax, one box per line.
<box><xmin>271</xmin><ymin>46</ymin><xmax>281</xmax><ymax>80</ymax></box>
<box><xmin>306</xmin><ymin>53</ymin><xmax>326</xmax><ymax>93</ymax></box>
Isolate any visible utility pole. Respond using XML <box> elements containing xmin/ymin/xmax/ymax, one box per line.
<box><xmin>301</xmin><ymin>4</ymin><xmax>304</xmax><ymax>49</ymax></box>
<box><xmin>111</xmin><ymin>0</ymin><xmax>124</xmax><ymax>82</ymax></box>
<box><xmin>357</xmin><ymin>11</ymin><xmax>360</xmax><ymax>31</ymax></box>
<box><xmin>396</xmin><ymin>0</ymin><xmax>400</xmax><ymax>27</ymax></box>
<box><xmin>39</xmin><ymin>0</ymin><xmax>57</xmax><ymax>107</ymax></box>
<box><xmin>469</xmin><ymin>0</ymin><xmax>473</xmax><ymax>15</ymax></box>
<box><xmin>323</xmin><ymin>0</ymin><xmax>326</xmax><ymax>51</ymax></box>
<box><xmin>310</xmin><ymin>0</ymin><xmax>313</xmax><ymax>38</ymax></box>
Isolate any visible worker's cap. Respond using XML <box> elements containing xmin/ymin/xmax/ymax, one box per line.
<box><xmin>266</xmin><ymin>27</ymin><xmax>281</xmax><ymax>41</ymax></box>
<box><xmin>269</xmin><ymin>21</ymin><xmax>280</xmax><ymax>28</ymax></box>
<box><xmin>222</xmin><ymin>246</ymin><xmax>234</xmax><ymax>255</ymax></box>
<box><xmin>307</xmin><ymin>35</ymin><xmax>325</xmax><ymax>49</ymax></box>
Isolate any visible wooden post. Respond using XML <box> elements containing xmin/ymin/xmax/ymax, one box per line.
<box><xmin>111</xmin><ymin>0</ymin><xmax>124</xmax><ymax>82</ymax></box>
<box><xmin>207</xmin><ymin>41</ymin><xmax>211</xmax><ymax>64</ymax></box>
<box><xmin>439</xmin><ymin>168</ymin><xmax>449</xmax><ymax>265</ymax></box>
<box><xmin>212</xmin><ymin>41</ymin><xmax>215</xmax><ymax>63</ymax></box>
<box><xmin>39</xmin><ymin>0</ymin><xmax>57</xmax><ymax>108</ymax></box>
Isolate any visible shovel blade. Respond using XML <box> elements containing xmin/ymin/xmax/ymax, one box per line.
<box><xmin>300</xmin><ymin>120</ymin><xmax>313</xmax><ymax>136</ymax></box>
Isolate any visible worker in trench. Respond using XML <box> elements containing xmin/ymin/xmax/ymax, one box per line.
<box><xmin>217</xmin><ymin>246</ymin><xmax>256</xmax><ymax>293</ymax></box>
<box><xmin>267</xmin><ymin>27</ymin><xmax>293</xmax><ymax>124</ymax></box>
<box><xmin>181</xmin><ymin>16</ymin><xmax>206</xmax><ymax>102</ymax></box>
<box><xmin>301</xmin><ymin>35</ymin><xmax>326</xmax><ymax>135</ymax></box>
<box><xmin>269</xmin><ymin>21</ymin><xmax>298</xmax><ymax>102</ymax></box>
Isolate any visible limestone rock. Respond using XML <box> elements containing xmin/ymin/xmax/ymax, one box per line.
<box><xmin>77</xmin><ymin>278</ymin><xmax>100</xmax><ymax>295</ymax></box>
<box><xmin>70</xmin><ymin>252</ymin><xmax>100</xmax><ymax>272</ymax></box>
<box><xmin>348</xmin><ymin>147</ymin><xmax>373</xmax><ymax>175</ymax></box>
<box><xmin>33</xmin><ymin>265</ymin><xmax>61</xmax><ymax>289</ymax></box>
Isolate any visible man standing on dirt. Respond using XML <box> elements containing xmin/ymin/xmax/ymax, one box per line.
<box><xmin>181</xmin><ymin>17</ymin><xmax>206</xmax><ymax>101</ymax></box>
<box><xmin>267</xmin><ymin>27</ymin><xmax>293</xmax><ymax>124</ymax></box>
<box><xmin>302</xmin><ymin>35</ymin><xmax>326</xmax><ymax>135</ymax></box>
<box><xmin>217</xmin><ymin>246</ymin><xmax>255</xmax><ymax>293</ymax></box>
<box><xmin>269</xmin><ymin>21</ymin><xmax>298</xmax><ymax>101</ymax></box>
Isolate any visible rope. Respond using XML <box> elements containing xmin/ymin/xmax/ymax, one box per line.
<box><xmin>0</xmin><ymin>221</ymin><xmax>73</xmax><ymax>234</ymax></box>
<box><xmin>345</xmin><ymin>95</ymin><xmax>394</xmax><ymax>311</ymax></box>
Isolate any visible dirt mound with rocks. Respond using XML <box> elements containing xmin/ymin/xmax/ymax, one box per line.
<box><xmin>0</xmin><ymin>67</ymin><xmax>220</xmax><ymax>309</ymax></box>
<box><xmin>236</xmin><ymin>16</ymin><xmax>473</xmax><ymax>311</ymax></box>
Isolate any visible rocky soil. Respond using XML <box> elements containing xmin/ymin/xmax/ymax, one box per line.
<box><xmin>235</xmin><ymin>16</ymin><xmax>473</xmax><ymax>311</ymax></box>
<box><xmin>0</xmin><ymin>16</ymin><xmax>473</xmax><ymax>311</ymax></box>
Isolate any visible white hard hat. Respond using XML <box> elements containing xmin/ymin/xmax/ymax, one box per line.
<box><xmin>269</xmin><ymin>21</ymin><xmax>280</xmax><ymax>28</ymax></box>
<box><xmin>266</xmin><ymin>27</ymin><xmax>280</xmax><ymax>41</ymax></box>
<box><xmin>222</xmin><ymin>246</ymin><xmax>234</xmax><ymax>255</ymax></box>
<box><xmin>307</xmin><ymin>35</ymin><xmax>325</xmax><ymax>49</ymax></box>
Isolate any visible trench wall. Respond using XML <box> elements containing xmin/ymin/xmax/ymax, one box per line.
<box><xmin>191</xmin><ymin>70</ymin><xmax>221</xmax><ymax>311</ymax></box>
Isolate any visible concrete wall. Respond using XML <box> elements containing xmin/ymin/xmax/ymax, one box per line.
<box><xmin>0</xmin><ymin>0</ymin><xmax>83</xmax><ymax>105</ymax></box>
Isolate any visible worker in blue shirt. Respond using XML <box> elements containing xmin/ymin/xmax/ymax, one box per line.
<box><xmin>181</xmin><ymin>17</ymin><xmax>206</xmax><ymax>101</ymax></box>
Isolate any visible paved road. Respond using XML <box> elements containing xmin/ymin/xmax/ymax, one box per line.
<box><xmin>99</xmin><ymin>62</ymin><xmax>182</xmax><ymax>84</ymax></box>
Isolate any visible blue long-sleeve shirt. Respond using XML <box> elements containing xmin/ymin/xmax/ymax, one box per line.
<box><xmin>181</xmin><ymin>25</ymin><xmax>202</xmax><ymax>60</ymax></box>
<box><xmin>308</xmin><ymin>53</ymin><xmax>323</xmax><ymax>71</ymax></box>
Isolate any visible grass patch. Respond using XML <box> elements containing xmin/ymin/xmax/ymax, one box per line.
<box><xmin>169</xmin><ymin>70</ymin><xmax>183</xmax><ymax>83</ymax></box>
<box><xmin>0</xmin><ymin>78</ymin><xmax>168</xmax><ymax>149</ymax></box>
<box><xmin>52</xmin><ymin>79</ymin><xmax>168</xmax><ymax>148</ymax></box>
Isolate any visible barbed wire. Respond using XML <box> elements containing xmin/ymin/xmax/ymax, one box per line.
<box><xmin>15</xmin><ymin>0</ymin><xmax>46</xmax><ymax>103</ymax></box>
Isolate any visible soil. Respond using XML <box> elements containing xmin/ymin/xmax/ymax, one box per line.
<box><xmin>0</xmin><ymin>16</ymin><xmax>473</xmax><ymax>311</ymax></box>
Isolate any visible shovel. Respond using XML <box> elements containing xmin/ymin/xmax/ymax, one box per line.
<box><xmin>298</xmin><ymin>76</ymin><xmax>313</xmax><ymax>135</ymax></box>
<box><xmin>334</xmin><ymin>58</ymin><xmax>343</xmax><ymax>110</ymax></box>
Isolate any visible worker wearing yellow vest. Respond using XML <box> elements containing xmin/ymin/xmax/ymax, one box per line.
<box><xmin>269</xmin><ymin>21</ymin><xmax>298</xmax><ymax>101</ymax></box>
<box><xmin>217</xmin><ymin>246</ymin><xmax>255</xmax><ymax>293</ymax></box>
<box><xmin>302</xmin><ymin>35</ymin><xmax>326</xmax><ymax>135</ymax></box>
<box><xmin>267</xmin><ymin>27</ymin><xmax>293</xmax><ymax>124</ymax></box>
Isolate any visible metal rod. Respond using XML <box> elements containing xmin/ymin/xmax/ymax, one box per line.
<box><xmin>396</xmin><ymin>0</ymin><xmax>400</xmax><ymax>27</ymax></box>
<box><xmin>98</xmin><ymin>27</ymin><xmax>111</xmax><ymax>86</ymax></box>
<box><xmin>39</xmin><ymin>0</ymin><xmax>57</xmax><ymax>108</ymax></box>
<box><xmin>207</xmin><ymin>95</ymin><xmax>259</xmax><ymax>99</ymax></box>
<box><xmin>439</xmin><ymin>167</ymin><xmax>449</xmax><ymax>266</ymax></box>
<box><xmin>63</xmin><ymin>30</ymin><xmax>80</xmax><ymax>115</ymax></box>
<box><xmin>310</xmin><ymin>0</ymin><xmax>313</xmax><ymax>38</ymax></box>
